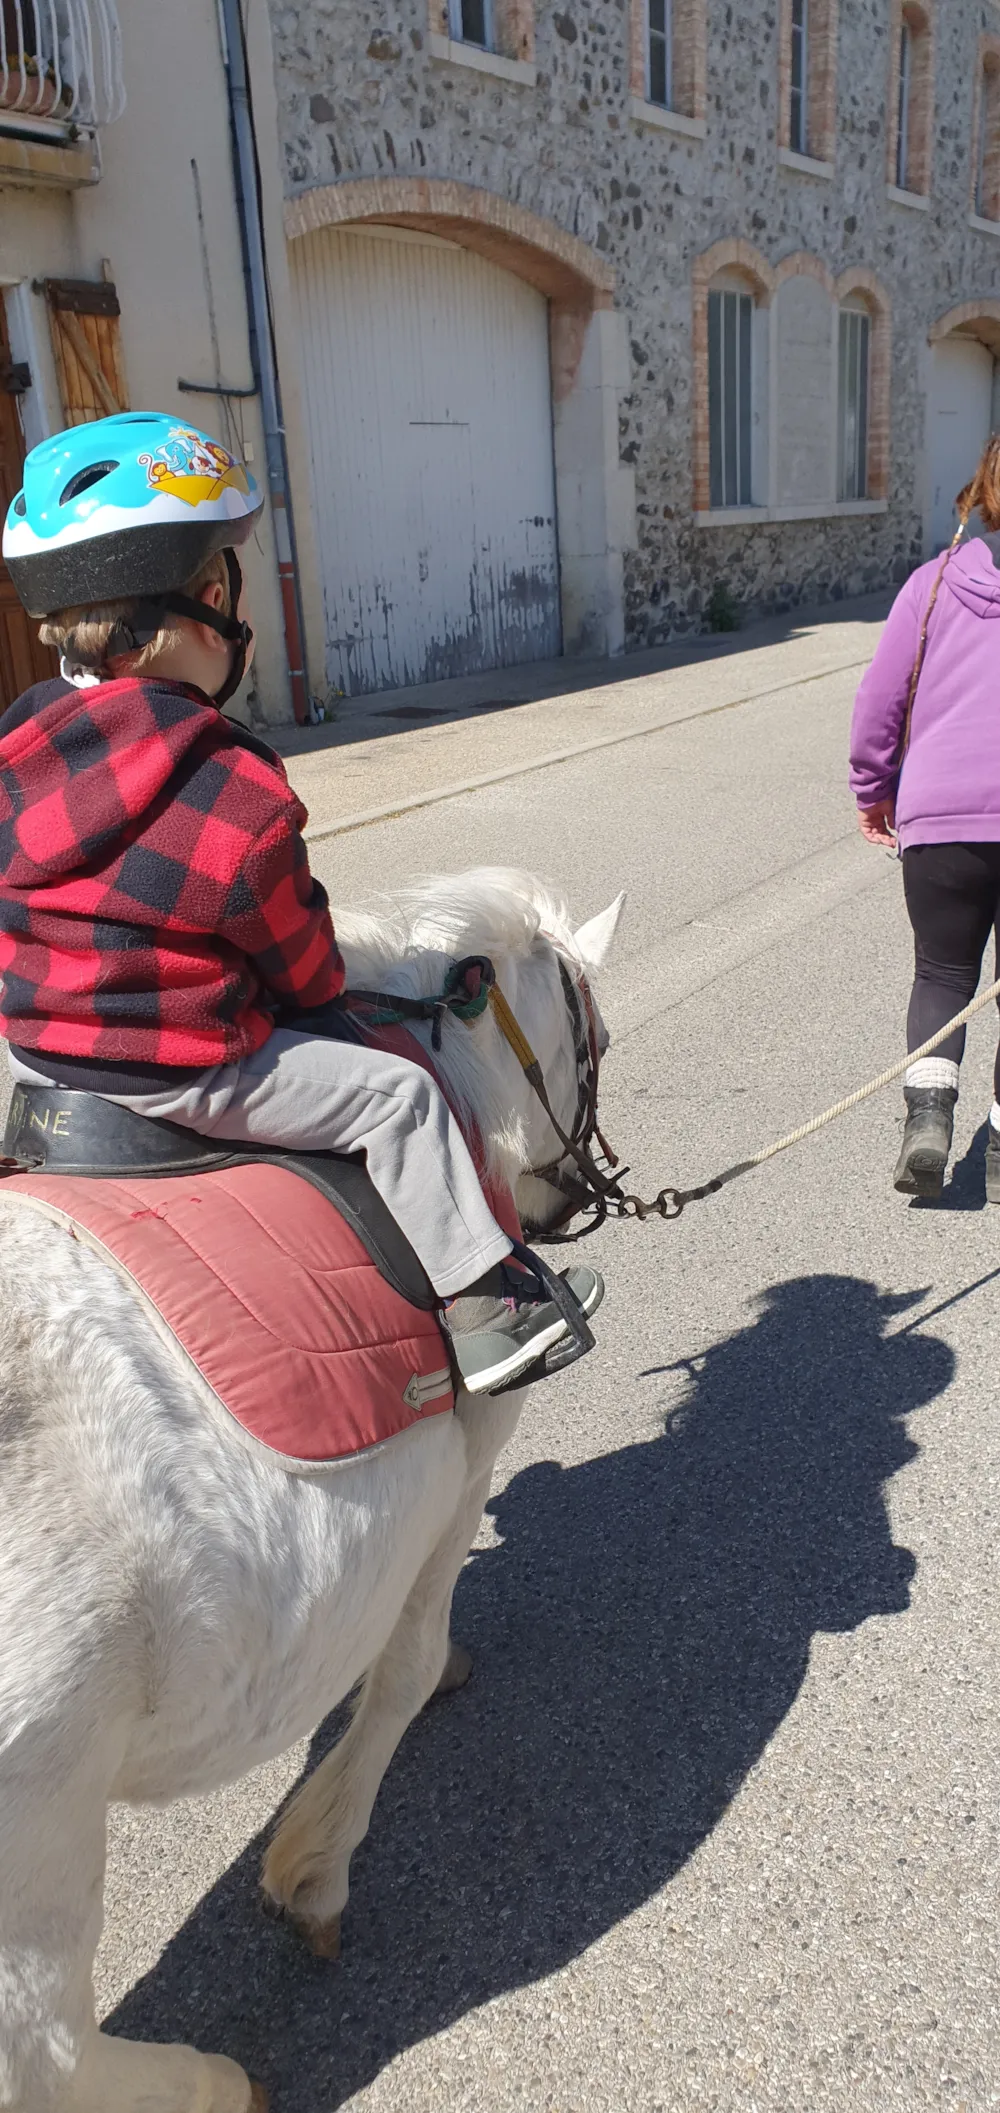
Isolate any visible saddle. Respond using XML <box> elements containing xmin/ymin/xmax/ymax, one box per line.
<box><xmin>0</xmin><ymin>1083</ymin><xmax>463</xmax><ymax>1472</ymax></box>
<box><xmin>3</xmin><ymin>1083</ymin><xmax>436</xmax><ymax>1309</ymax></box>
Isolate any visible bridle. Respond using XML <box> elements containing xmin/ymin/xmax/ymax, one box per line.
<box><xmin>346</xmin><ymin>946</ymin><xmax>694</xmax><ymax>1239</ymax></box>
<box><xmin>511</xmin><ymin>956</ymin><xmax>624</xmax><ymax>1240</ymax></box>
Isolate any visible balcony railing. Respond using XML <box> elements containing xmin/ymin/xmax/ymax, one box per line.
<box><xmin>0</xmin><ymin>0</ymin><xmax>125</xmax><ymax>131</ymax></box>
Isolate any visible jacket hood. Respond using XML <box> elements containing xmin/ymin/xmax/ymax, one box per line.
<box><xmin>943</xmin><ymin>535</ymin><xmax>1000</xmax><ymax>618</ymax></box>
<box><xmin>0</xmin><ymin>677</ymin><xmax>217</xmax><ymax>887</ymax></box>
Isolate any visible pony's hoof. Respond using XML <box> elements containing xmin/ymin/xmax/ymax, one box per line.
<box><xmin>260</xmin><ymin>1886</ymin><xmax>342</xmax><ymax>1959</ymax></box>
<box><xmin>294</xmin><ymin>1910</ymin><xmax>342</xmax><ymax>1960</ymax></box>
<box><xmin>433</xmin><ymin>1640</ymin><xmax>473</xmax><ymax>1697</ymax></box>
<box><xmin>249</xmin><ymin>2089</ymin><xmax>270</xmax><ymax>2113</ymax></box>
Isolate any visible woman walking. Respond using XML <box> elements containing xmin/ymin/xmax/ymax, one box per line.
<box><xmin>850</xmin><ymin>434</ymin><xmax>1000</xmax><ymax>1200</ymax></box>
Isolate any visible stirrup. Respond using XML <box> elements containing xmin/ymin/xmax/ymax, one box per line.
<box><xmin>486</xmin><ymin>1236</ymin><xmax>596</xmax><ymax>1395</ymax></box>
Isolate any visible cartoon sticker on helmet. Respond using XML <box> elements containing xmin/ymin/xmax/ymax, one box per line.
<box><xmin>138</xmin><ymin>426</ymin><xmax>251</xmax><ymax>508</ymax></box>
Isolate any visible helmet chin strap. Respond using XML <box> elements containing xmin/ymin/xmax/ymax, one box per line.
<box><xmin>80</xmin><ymin>549</ymin><xmax>254</xmax><ymax>706</ymax></box>
<box><xmin>155</xmin><ymin>550</ymin><xmax>253</xmax><ymax>708</ymax></box>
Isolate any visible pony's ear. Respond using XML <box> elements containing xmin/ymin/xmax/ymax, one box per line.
<box><xmin>573</xmin><ymin>892</ymin><xmax>626</xmax><ymax>970</ymax></box>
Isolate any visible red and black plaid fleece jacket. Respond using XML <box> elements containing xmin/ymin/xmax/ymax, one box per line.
<box><xmin>0</xmin><ymin>674</ymin><xmax>345</xmax><ymax>1081</ymax></box>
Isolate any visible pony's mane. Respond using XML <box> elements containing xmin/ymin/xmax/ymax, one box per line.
<box><xmin>335</xmin><ymin>867</ymin><xmax>575</xmax><ymax>995</ymax></box>
<box><xmin>335</xmin><ymin>869</ymin><xmax>577</xmax><ymax>1183</ymax></box>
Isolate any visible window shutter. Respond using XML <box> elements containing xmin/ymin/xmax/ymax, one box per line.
<box><xmin>41</xmin><ymin>278</ymin><xmax>129</xmax><ymax>426</ymax></box>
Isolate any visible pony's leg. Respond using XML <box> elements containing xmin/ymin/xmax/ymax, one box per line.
<box><xmin>261</xmin><ymin>1457</ymin><xmax>497</xmax><ymax>1954</ymax></box>
<box><xmin>0</xmin><ymin>1719</ymin><xmax>260</xmax><ymax>2113</ymax></box>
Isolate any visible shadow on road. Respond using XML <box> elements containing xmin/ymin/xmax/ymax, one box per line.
<box><xmin>109</xmin><ymin>1271</ymin><xmax>951</xmax><ymax>2108</ymax></box>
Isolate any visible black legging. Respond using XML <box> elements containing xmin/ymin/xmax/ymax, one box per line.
<box><xmin>903</xmin><ymin>843</ymin><xmax>1000</xmax><ymax>1097</ymax></box>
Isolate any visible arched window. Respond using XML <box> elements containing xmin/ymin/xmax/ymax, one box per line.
<box><xmin>708</xmin><ymin>276</ymin><xmax>755</xmax><ymax>509</ymax></box>
<box><xmin>890</xmin><ymin>0</ymin><xmax>933</xmax><ymax>198</ymax></box>
<box><xmin>692</xmin><ymin>244</ymin><xmax>774</xmax><ymax>516</ymax></box>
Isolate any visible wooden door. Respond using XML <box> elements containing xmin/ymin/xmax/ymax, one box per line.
<box><xmin>0</xmin><ymin>302</ymin><xmax>57</xmax><ymax>712</ymax></box>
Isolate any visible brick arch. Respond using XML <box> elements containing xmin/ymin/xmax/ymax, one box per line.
<box><xmin>283</xmin><ymin>178</ymin><xmax>615</xmax><ymax>310</ymax></box>
<box><xmin>692</xmin><ymin>238</ymin><xmax>776</xmax><ymax>304</ymax></box>
<box><xmin>836</xmin><ymin>270</ymin><xmax>892</xmax><ymax>501</ymax></box>
<box><xmin>930</xmin><ymin>299</ymin><xmax>1000</xmax><ymax>357</ymax></box>
<box><xmin>774</xmin><ymin>251</ymin><xmax>837</xmax><ymax>296</ymax></box>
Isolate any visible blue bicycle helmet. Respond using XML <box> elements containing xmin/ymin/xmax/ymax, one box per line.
<box><xmin>2</xmin><ymin>412</ymin><xmax>263</xmax><ymax>618</ymax></box>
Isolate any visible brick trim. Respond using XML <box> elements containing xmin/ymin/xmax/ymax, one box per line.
<box><xmin>691</xmin><ymin>241</ymin><xmax>775</xmax><ymax>512</ymax></box>
<box><xmin>429</xmin><ymin>0</ymin><xmax>534</xmax><ymax>61</ymax></box>
<box><xmin>283</xmin><ymin>178</ymin><xmax>615</xmax><ymax>305</ymax></box>
<box><xmin>778</xmin><ymin>0</ymin><xmax>839</xmax><ymax>163</ymax></box>
<box><xmin>886</xmin><ymin>0</ymin><xmax>934</xmax><ymax>197</ymax></box>
<box><xmin>775</xmin><ymin>249</ymin><xmax>836</xmax><ymax>295</ymax></box>
<box><xmin>970</xmin><ymin>34</ymin><xmax>1000</xmax><ymax>220</ymax></box>
<box><xmin>930</xmin><ymin>298</ymin><xmax>1000</xmax><ymax>344</ymax></box>
<box><xmin>629</xmin><ymin>0</ymin><xmax>706</xmax><ymax>122</ymax></box>
<box><xmin>836</xmin><ymin>268</ymin><xmax>891</xmax><ymax>501</ymax></box>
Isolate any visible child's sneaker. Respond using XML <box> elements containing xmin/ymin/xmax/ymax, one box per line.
<box><xmin>442</xmin><ymin>1257</ymin><xmax>603</xmax><ymax>1395</ymax></box>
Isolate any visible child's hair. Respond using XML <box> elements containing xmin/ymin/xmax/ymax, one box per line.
<box><xmin>39</xmin><ymin>549</ymin><xmax>232</xmax><ymax>673</ymax></box>
<box><xmin>957</xmin><ymin>433</ymin><xmax>1000</xmax><ymax>535</ymax></box>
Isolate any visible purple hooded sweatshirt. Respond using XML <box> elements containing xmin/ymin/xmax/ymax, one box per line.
<box><xmin>849</xmin><ymin>537</ymin><xmax>1000</xmax><ymax>850</ymax></box>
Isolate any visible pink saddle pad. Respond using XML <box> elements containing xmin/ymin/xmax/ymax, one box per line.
<box><xmin>2</xmin><ymin>1162</ymin><xmax>457</xmax><ymax>1470</ymax></box>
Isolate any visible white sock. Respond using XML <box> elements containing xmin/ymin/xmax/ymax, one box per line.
<box><xmin>990</xmin><ymin>1102</ymin><xmax>1000</xmax><ymax>1133</ymax></box>
<box><xmin>905</xmin><ymin>1057</ymin><xmax>959</xmax><ymax>1093</ymax></box>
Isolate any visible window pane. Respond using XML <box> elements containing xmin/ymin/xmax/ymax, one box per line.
<box><xmin>855</xmin><ymin>314</ymin><xmax>870</xmax><ymax>499</ymax></box>
<box><xmin>460</xmin><ymin>0</ymin><xmax>489</xmax><ymax>47</ymax></box>
<box><xmin>709</xmin><ymin>289</ymin><xmax>754</xmax><ymax>509</ymax></box>
<box><xmin>838</xmin><ymin>308</ymin><xmax>870</xmax><ymax>502</ymax></box>
<box><xmin>648</xmin><ymin>0</ymin><xmax>671</xmax><ymax>108</ymax></box>
<box><xmin>790</xmin><ymin>0</ymin><xmax>808</xmax><ymax>155</ymax></box>
<box><xmin>896</xmin><ymin>23</ymin><xmax>911</xmax><ymax>188</ymax></box>
<box><xmin>708</xmin><ymin>292</ymin><xmax>724</xmax><ymax>511</ymax></box>
<box><xmin>649</xmin><ymin>32</ymin><xmax>668</xmax><ymax>106</ymax></box>
<box><xmin>723</xmin><ymin>294</ymin><xmax>738</xmax><ymax>509</ymax></box>
<box><xmin>738</xmin><ymin>295</ymin><xmax>753</xmax><ymax>505</ymax></box>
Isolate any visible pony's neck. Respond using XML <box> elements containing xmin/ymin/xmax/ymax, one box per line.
<box><xmin>334</xmin><ymin>870</ymin><xmax>575</xmax><ymax>1186</ymax></box>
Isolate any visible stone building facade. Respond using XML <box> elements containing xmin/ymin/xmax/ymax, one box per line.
<box><xmin>260</xmin><ymin>0</ymin><xmax>1000</xmax><ymax>694</ymax></box>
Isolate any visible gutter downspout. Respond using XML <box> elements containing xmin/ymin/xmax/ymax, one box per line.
<box><xmin>217</xmin><ymin>0</ymin><xmax>310</xmax><ymax>725</ymax></box>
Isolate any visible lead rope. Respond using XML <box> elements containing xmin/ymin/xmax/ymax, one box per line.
<box><xmin>620</xmin><ymin>973</ymin><xmax>1000</xmax><ymax>1220</ymax></box>
<box><xmin>489</xmin><ymin>970</ymin><xmax>1000</xmax><ymax>1226</ymax></box>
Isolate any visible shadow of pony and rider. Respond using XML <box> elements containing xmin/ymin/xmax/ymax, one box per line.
<box><xmin>110</xmin><ymin>1270</ymin><xmax>952</xmax><ymax>2108</ymax></box>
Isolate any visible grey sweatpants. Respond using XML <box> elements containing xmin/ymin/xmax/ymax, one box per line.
<box><xmin>8</xmin><ymin>1030</ymin><xmax>512</xmax><ymax>1298</ymax></box>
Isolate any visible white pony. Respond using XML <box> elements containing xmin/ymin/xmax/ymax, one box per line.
<box><xmin>0</xmin><ymin>867</ymin><xmax>624</xmax><ymax>2113</ymax></box>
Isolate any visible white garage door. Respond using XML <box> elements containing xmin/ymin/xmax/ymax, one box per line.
<box><xmin>291</xmin><ymin>224</ymin><xmax>561</xmax><ymax>695</ymax></box>
<box><xmin>929</xmin><ymin>337</ymin><xmax>995</xmax><ymax>551</ymax></box>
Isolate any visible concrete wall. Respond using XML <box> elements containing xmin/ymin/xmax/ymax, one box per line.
<box><xmin>0</xmin><ymin>0</ymin><xmax>293</xmax><ymax>725</ymax></box>
<box><xmin>263</xmin><ymin>0</ymin><xmax>1000</xmax><ymax>646</ymax></box>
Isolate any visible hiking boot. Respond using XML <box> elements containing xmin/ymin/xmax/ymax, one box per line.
<box><xmin>893</xmin><ymin>1085</ymin><xmax>958</xmax><ymax>1198</ymax></box>
<box><xmin>443</xmin><ymin>1257</ymin><xmax>603</xmax><ymax>1395</ymax></box>
<box><xmin>986</xmin><ymin>1123</ymin><xmax>1000</xmax><ymax>1205</ymax></box>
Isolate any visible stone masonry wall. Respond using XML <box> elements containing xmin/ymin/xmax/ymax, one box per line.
<box><xmin>267</xmin><ymin>0</ymin><xmax>1000</xmax><ymax>644</ymax></box>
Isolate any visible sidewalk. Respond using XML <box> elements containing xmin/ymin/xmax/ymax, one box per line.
<box><xmin>273</xmin><ymin>589</ymin><xmax>891</xmax><ymax>841</ymax></box>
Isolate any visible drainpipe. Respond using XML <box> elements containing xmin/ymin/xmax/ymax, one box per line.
<box><xmin>217</xmin><ymin>0</ymin><xmax>310</xmax><ymax>725</ymax></box>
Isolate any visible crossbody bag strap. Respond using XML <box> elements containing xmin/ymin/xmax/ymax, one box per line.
<box><xmin>896</xmin><ymin>537</ymin><xmax>959</xmax><ymax>769</ymax></box>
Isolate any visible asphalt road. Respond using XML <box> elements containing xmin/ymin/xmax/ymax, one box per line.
<box><xmin>93</xmin><ymin>600</ymin><xmax>1000</xmax><ymax>2111</ymax></box>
